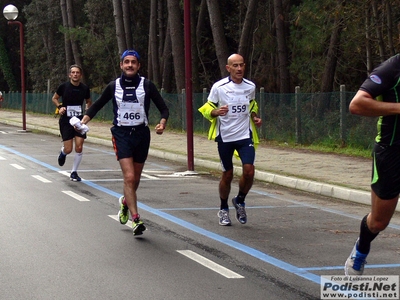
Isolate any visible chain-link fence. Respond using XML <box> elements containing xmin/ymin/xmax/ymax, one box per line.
<box><xmin>2</xmin><ymin>87</ymin><xmax>377</xmax><ymax>150</ymax></box>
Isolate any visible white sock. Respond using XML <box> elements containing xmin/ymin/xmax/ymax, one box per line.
<box><xmin>72</xmin><ymin>152</ymin><xmax>83</xmax><ymax>172</ymax></box>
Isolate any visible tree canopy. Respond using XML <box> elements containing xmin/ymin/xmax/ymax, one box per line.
<box><xmin>0</xmin><ymin>0</ymin><xmax>399</xmax><ymax>94</ymax></box>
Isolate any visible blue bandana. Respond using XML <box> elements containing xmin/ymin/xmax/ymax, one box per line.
<box><xmin>121</xmin><ymin>50</ymin><xmax>140</xmax><ymax>61</ymax></box>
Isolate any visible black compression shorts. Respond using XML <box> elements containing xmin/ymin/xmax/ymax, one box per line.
<box><xmin>371</xmin><ymin>143</ymin><xmax>400</xmax><ymax>199</ymax></box>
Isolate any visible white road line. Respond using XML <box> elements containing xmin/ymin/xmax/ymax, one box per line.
<box><xmin>58</xmin><ymin>171</ymin><xmax>70</xmax><ymax>177</ymax></box>
<box><xmin>62</xmin><ymin>191</ymin><xmax>90</xmax><ymax>202</ymax></box>
<box><xmin>0</xmin><ymin>156</ymin><xmax>5</xmax><ymax>160</ymax></box>
<box><xmin>10</xmin><ymin>163</ymin><xmax>25</xmax><ymax>170</ymax></box>
<box><xmin>32</xmin><ymin>175</ymin><xmax>51</xmax><ymax>183</ymax></box>
<box><xmin>88</xmin><ymin>179</ymin><xmax>123</xmax><ymax>182</ymax></box>
<box><xmin>108</xmin><ymin>214</ymin><xmax>132</xmax><ymax>227</ymax></box>
<box><xmin>141</xmin><ymin>173</ymin><xmax>159</xmax><ymax>180</ymax></box>
<box><xmin>0</xmin><ymin>131</ymin><xmax>7</xmax><ymax>134</ymax></box>
<box><xmin>177</xmin><ymin>250</ymin><xmax>244</xmax><ymax>279</ymax></box>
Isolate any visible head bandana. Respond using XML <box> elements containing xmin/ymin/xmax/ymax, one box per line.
<box><xmin>121</xmin><ymin>50</ymin><xmax>140</xmax><ymax>61</ymax></box>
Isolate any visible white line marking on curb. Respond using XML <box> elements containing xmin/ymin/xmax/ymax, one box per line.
<box><xmin>10</xmin><ymin>163</ymin><xmax>24</xmax><ymax>169</ymax></box>
<box><xmin>32</xmin><ymin>175</ymin><xmax>51</xmax><ymax>183</ymax></box>
<box><xmin>62</xmin><ymin>190</ymin><xmax>90</xmax><ymax>202</ymax></box>
<box><xmin>177</xmin><ymin>250</ymin><xmax>244</xmax><ymax>278</ymax></box>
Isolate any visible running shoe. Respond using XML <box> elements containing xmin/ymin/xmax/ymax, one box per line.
<box><xmin>118</xmin><ymin>196</ymin><xmax>129</xmax><ymax>225</ymax></box>
<box><xmin>344</xmin><ymin>239</ymin><xmax>368</xmax><ymax>275</ymax></box>
<box><xmin>218</xmin><ymin>209</ymin><xmax>231</xmax><ymax>226</ymax></box>
<box><xmin>70</xmin><ymin>171</ymin><xmax>81</xmax><ymax>182</ymax></box>
<box><xmin>232</xmin><ymin>197</ymin><xmax>247</xmax><ymax>224</ymax></box>
<box><xmin>132</xmin><ymin>217</ymin><xmax>146</xmax><ymax>236</ymax></box>
<box><xmin>58</xmin><ymin>151</ymin><xmax>66</xmax><ymax>166</ymax></box>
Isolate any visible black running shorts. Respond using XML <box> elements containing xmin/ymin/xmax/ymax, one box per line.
<box><xmin>371</xmin><ymin>143</ymin><xmax>400</xmax><ymax>200</ymax></box>
<box><xmin>111</xmin><ymin>125</ymin><xmax>150</xmax><ymax>163</ymax></box>
<box><xmin>59</xmin><ymin>116</ymin><xmax>86</xmax><ymax>141</ymax></box>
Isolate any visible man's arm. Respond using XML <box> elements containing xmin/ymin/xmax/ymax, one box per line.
<box><xmin>52</xmin><ymin>92</ymin><xmax>61</xmax><ymax>107</ymax></box>
<box><xmin>52</xmin><ymin>92</ymin><xmax>66</xmax><ymax>115</ymax></box>
<box><xmin>82</xmin><ymin>82</ymin><xmax>114</xmax><ymax>124</ymax></box>
<box><xmin>349</xmin><ymin>90</ymin><xmax>400</xmax><ymax>117</ymax></box>
<box><xmin>85</xmin><ymin>97</ymin><xmax>92</xmax><ymax>110</ymax></box>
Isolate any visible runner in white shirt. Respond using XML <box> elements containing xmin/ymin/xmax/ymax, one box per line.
<box><xmin>199</xmin><ymin>53</ymin><xmax>262</xmax><ymax>226</ymax></box>
<box><xmin>81</xmin><ymin>50</ymin><xmax>169</xmax><ymax>236</ymax></box>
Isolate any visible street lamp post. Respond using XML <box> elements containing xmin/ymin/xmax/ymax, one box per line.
<box><xmin>3</xmin><ymin>4</ymin><xmax>26</xmax><ymax>131</ymax></box>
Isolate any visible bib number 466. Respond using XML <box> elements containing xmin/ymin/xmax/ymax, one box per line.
<box><xmin>123</xmin><ymin>112</ymin><xmax>141</xmax><ymax>120</ymax></box>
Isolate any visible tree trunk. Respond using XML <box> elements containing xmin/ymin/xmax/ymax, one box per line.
<box><xmin>166</xmin><ymin>0</ymin><xmax>185</xmax><ymax>92</ymax></box>
<box><xmin>190</xmin><ymin>0</ymin><xmax>200</xmax><ymax>92</ymax></box>
<box><xmin>316</xmin><ymin>0</ymin><xmax>345</xmax><ymax>117</ymax></box>
<box><xmin>238</xmin><ymin>0</ymin><xmax>259</xmax><ymax>68</ymax></box>
<box><xmin>162</xmin><ymin>22</ymin><xmax>173</xmax><ymax>92</ymax></box>
<box><xmin>122</xmin><ymin>0</ymin><xmax>133</xmax><ymax>49</ymax></box>
<box><xmin>273</xmin><ymin>0</ymin><xmax>291</xmax><ymax>94</ymax></box>
<box><xmin>149</xmin><ymin>0</ymin><xmax>161</xmax><ymax>86</ymax></box>
<box><xmin>65</xmin><ymin>0</ymin><xmax>82</xmax><ymax>68</ymax></box>
<box><xmin>205</xmin><ymin>0</ymin><xmax>230</xmax><ymax>78</ymax></box>
<box><xmin>60</xmin><ymin>0</ymin><xmax>73</xmax><ymax>74</ymax></box>
<box><xmin>371</xmin><ymin>0</ymin><xmax>385</xmax><ymax>62</ymax></box>
<box><xmin>385</xmin><ymin>1</ymin><xmax>395</xmax><ymax>56</ymax></box>
<box><xmin>158</xmin><ymin>0</ymin><xmax>166</xmax><ymax>61</ymax></box>
<box><xmin>365</xmin><ymin>5</ymin><xmax>373</xmax><ymax>74</ymax></box>
<box><xmin>196</xmin><ymin>0</ymin><xmax>209</xmax><ymax>77</ymax></box>
<box><xmin>113</xmin><ymin>0</ymin><xmax>127</xmax><ymax>55</ymax></box>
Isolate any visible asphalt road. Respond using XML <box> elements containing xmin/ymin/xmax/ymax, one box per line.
<box><xmin>1</xmin><ymin>124</ymin><xmax>400</xmax><ymax>300</ymax></box>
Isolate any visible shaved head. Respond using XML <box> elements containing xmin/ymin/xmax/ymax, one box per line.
<box><xmin>227</xmin><ymin>54</ymin><xmax>244</xmax><ymax>66</ymax></box>
<box><xmin>226</xmin><ymin>54</ymin><xmax>246</xmax><ymax>83</ymax></box>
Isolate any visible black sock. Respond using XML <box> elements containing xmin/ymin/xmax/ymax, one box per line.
<box><xmin>220</xmin><ymin>198</ymin><xmax>229</xmax><ymax>210</ymax></box>
<box><xmin>358</xmin><ymin>214</ymin><xmax>379</xmax><ymax>254</ymax></box>
<box><xmin>236</xmin><ymin>191</ymin><xmax>246</xmax><ymax>204</ymax></box>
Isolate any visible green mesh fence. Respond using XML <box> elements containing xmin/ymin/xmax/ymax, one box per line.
<box><xmin>1</xmin><ymin>89</ymin><xmax>378</xmax><ymax>150</ymax></box>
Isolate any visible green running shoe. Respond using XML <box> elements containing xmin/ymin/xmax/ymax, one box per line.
<box><xmin>132</xmin><ymin>218</ymin><xmax>146</xmax><ymax>236</ymax></box>
<box><xmin>118</xmin><ymin>196</ymin><xmax>129</xmax><ymax>225</ymax></box>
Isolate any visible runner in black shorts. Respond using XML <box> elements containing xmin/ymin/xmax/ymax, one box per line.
<box><xmin>345</xmin><ymin>53</ymin><xmax>400</xmax><ymax>275</ymax></box>
<box><xmin>81</xmin><ymin>50</ymin><xmax>169</xmax><ymax>236</ymax></box>
<box><xmin>52</xmin><ymin>64</ymin><xmax>92</xmax><ymax>182</ymax></box>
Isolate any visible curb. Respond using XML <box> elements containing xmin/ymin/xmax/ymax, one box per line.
<box><xmin>1</xmin><ymin>117</ymin><xmax>372</xmax><ymax>208</ymax></box>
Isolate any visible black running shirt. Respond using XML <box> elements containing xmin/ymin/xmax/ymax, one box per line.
<box><xmin>360</xmin><ymin>54</ymin><xmax>400</xmax><ymax>145</ymax></box>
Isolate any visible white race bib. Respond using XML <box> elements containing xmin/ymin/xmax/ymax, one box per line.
<box><xmin>118</xmin><ymin>102</ymin><xmax>145</xmax><ymax>126</ymax></box>
<box><xmin>66</xmin><ymin>105</ymin><xmax>82</xmax><ymax>117</ymax></box>
<box><xmin>227</xmin><ymin>96</ymin><xmax>248</xmax><ymax>118</ymax></box>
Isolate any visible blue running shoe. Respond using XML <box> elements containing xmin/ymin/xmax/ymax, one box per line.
<box><xmin>218</xmin><ymin>209</ymin><xmax>231</xmax><ymax>226</ymax></box>
<box><xmin>70</xmin><ymin>171</ymin><xmax>81</xmax><ymax>182</ymax></box>
<box><xmin>344</xmin><ymin>239</ymin><xmax>368</xmax><ymax>275</ymax></box>
<box><xmin>58</xmin><ymin>151</ymin><xmax>66</xmax><ymax>166</ymax></box>
<box><xmin>232</xmin><ymin>197</ymin><xmax>247</xmax><ymax>224</ymax></box>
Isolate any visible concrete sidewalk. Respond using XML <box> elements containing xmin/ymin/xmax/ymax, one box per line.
<box><xmin>0</xmin><ymin>110</ymin><xmax>372</xmax><ymax>207</ymax></box>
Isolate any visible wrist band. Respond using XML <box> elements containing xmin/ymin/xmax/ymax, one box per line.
<box><xmin>58</xmin><ymin>105</ymin><xmax>62</xmax><ymax>109</ymax></box>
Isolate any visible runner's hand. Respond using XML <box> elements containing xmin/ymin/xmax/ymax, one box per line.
<box><xmin>155</xmin><ymin>123</ymin><xmax>165</xmax><ymax>135</ymax></box>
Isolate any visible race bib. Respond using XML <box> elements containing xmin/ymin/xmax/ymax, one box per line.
<box><xmin>66</xmin><ymin>105</ymin><xmax>82</xmax><ymax>117</ymax></box>
<box><xmin>119</xmin><ymin>102</ymin><xmax>145</xmax><ymax>126</ymax></box>
<box><xmin>227</xmin><ymin>96</ymin><xmax>248</xmax><ymax>118</ymax></box>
